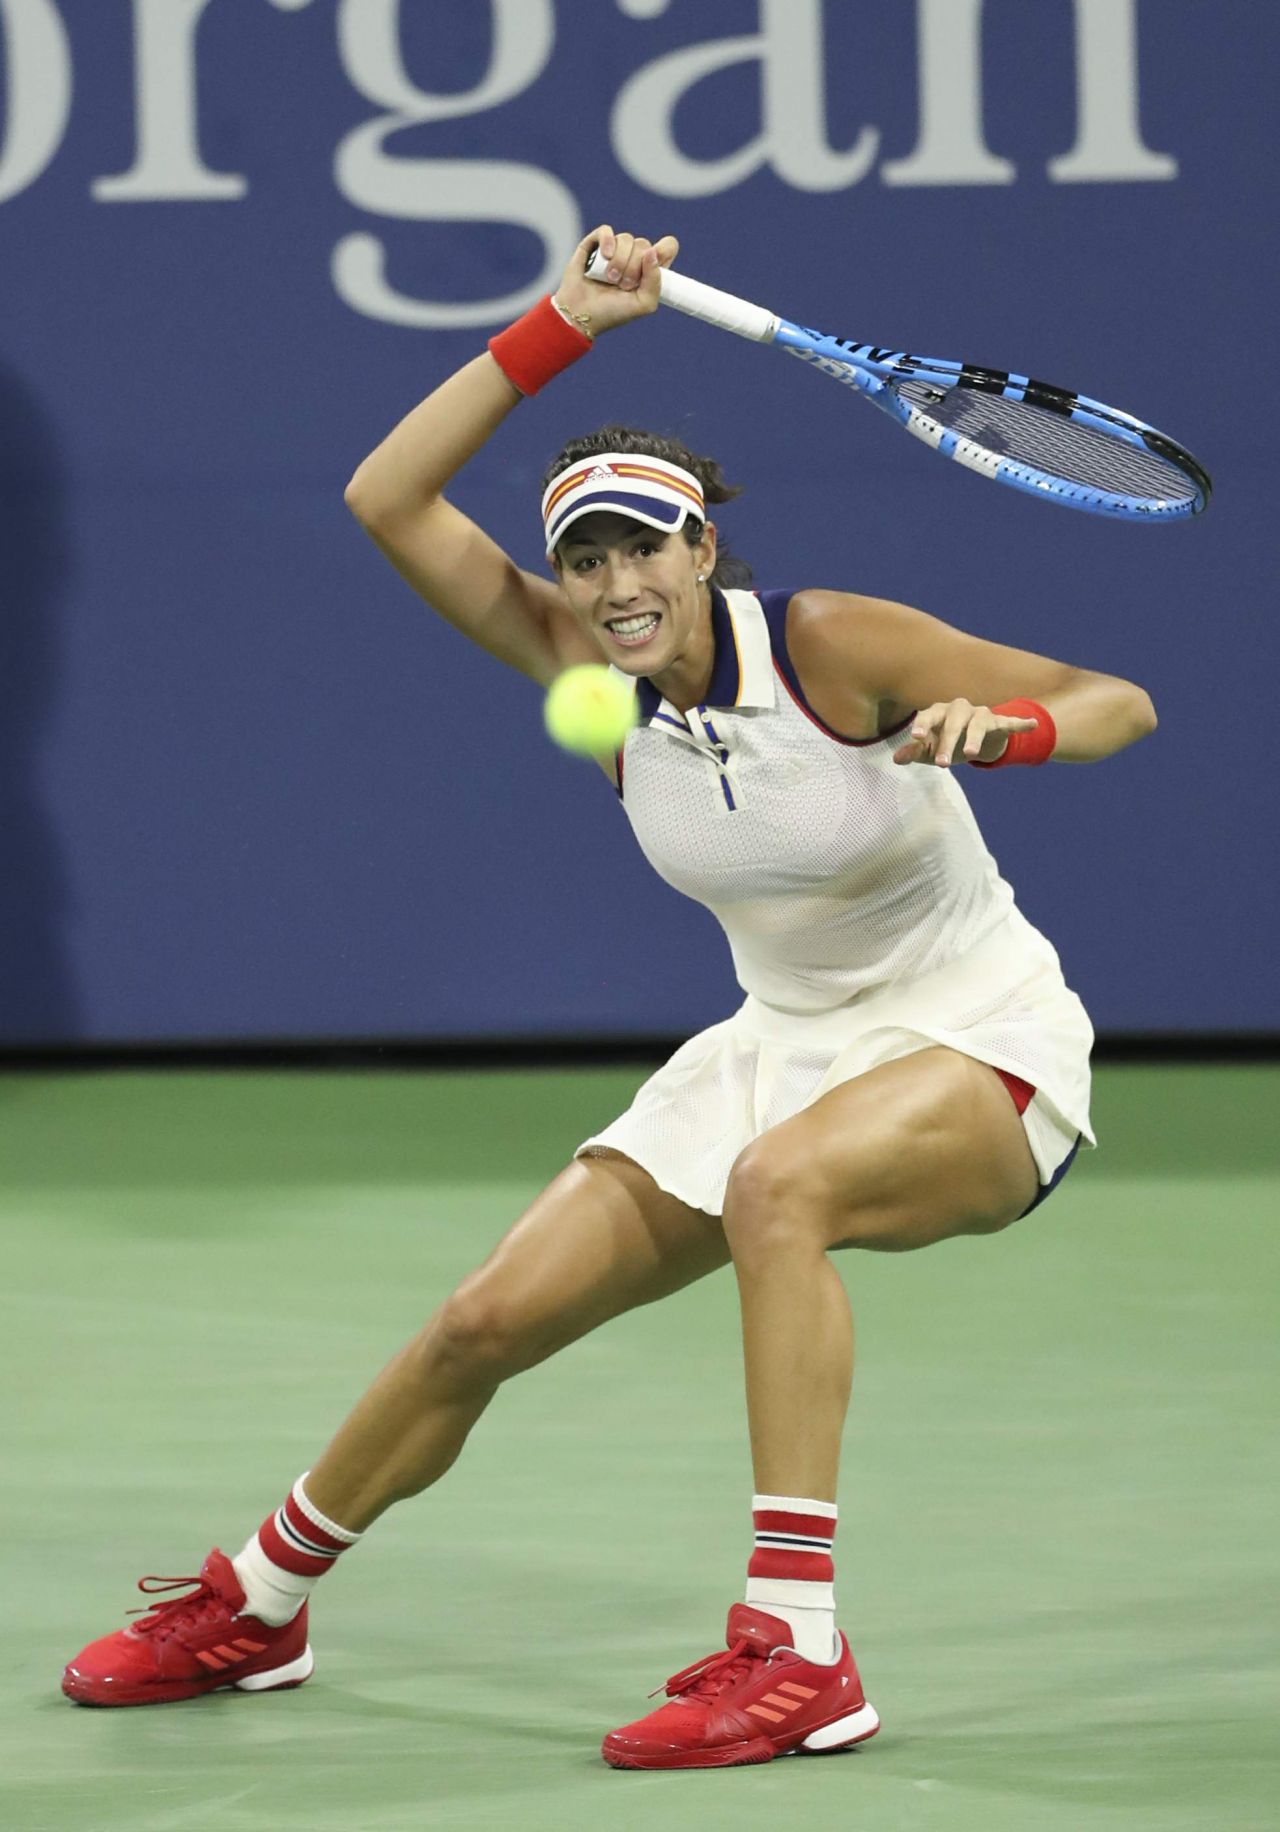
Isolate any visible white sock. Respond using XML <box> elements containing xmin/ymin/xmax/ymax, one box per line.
<box><xmin>231</xmin><ymin>1473</ymin><xmax>362</xmax><ymax>1627</ymax></box>
<box><xmin>746</xmin><ymin>1493</ymin><xmax>840</xmax><ymax>1664</ymax></box>
<box><xmin>232</xmin><ymin>1534</ymin><xmax>312</xmax><ymax>1628</ymax></box>
<box><xmin>745</xmin><ymin>1581</ymin><xmax>839</xmax><ymax>1663</ymax></box>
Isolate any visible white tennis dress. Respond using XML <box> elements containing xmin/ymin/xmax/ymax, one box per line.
<box><xmin>577</xmin><ymin>587</ymin><xmax>1095</xmax><ymax>1215</ymax></box>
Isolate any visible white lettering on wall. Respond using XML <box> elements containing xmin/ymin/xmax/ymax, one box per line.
<box><xmin>0</xmin><ymin>0</ymin><xmax>72</xmax><ymax>204</ymax></box>
<box><xmin>885</xmin><ymin>0</ymin><xmax>1175</xmax><ymax>187</ymax></box>
<box><xmin>882</xmin><ymin>0</ymin><xmax>1014</xmax><ymax>187</ymax></box>
<box><xmin>93</xmin><ymin>0</ymin><xmax>247</xmax><ymax>201</ymax></box>
<box><xmin>0</xmin><ymin>0</ymin><xmax>1186</xmax><ymax>325</ymax></box>
<box><xmin>610</xmin><ymin>0</ymin><xmax>878</xmax><ymax>197</ymax></box>
<box><xmin>331</xmin><ymin>0</ymin><xmax>579</xmax><ymax>329</ymax></box>
<box><xmin>1049</xmin><ymin>0</ymin><xmax>1177</xmax><ymax>182</ymax></box>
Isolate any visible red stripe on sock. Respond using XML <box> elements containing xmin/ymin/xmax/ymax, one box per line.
<box><xmin>283</xmin><ymin>1490</ymin><xmax>350</xmax><ymax>1555</ymax></box>
<box><xmin>257</xmin><ymin>1510</ymin><xmax>334</xmax><ymax>1579</ymax></box>
<box><xmin>753</xmin><ymin>1509</ymin><xmax>836</xmax><ymax>1544</ymax></box>
<box><xmin>747</xmin><ymin>1548</ymin><xmax>835</xmax><ymax>1583</ymax></box>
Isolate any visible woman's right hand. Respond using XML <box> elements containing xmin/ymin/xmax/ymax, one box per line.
<box><xmin>554</xmin><ymin>225</ymin><xmax>679</xmax><ymax>339</ymax></box>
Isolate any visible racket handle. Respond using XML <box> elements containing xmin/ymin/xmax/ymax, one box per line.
<box><xmin>584</xmin><ymin>249</ymin><xmax>778</xmax><ymax>344</ymax></box>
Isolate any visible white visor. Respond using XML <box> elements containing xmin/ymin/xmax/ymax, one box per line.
<box><xmin>542</xmin><ymin>453</ymin><xmax>706</xmax><ymax>558</ymax></box>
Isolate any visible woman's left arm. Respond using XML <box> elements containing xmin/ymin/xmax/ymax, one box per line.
<box><xmin>787</xmin><ymin>590</ymin><xmax>1157</xmax><ymax>767</ymax></box>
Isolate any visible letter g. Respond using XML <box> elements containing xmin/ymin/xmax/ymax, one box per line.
<box><xmin>332</xmin><ymin>0</ymin><xmax>580</xmax><ymax>329</ymax></box>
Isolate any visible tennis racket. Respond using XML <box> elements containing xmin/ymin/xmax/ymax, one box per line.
<box><xmin>584</xmin><ymin>250</ymin><xmax>1210</xmax><ymax>522</ymax></box>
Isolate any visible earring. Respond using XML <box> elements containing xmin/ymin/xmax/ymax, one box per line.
<box><xmin>697</xmin><ymin>573</ymin><xmax>706</xmax><ymax>583</ymax></box>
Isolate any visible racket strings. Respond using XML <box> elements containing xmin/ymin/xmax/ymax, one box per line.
<box><xmin>896</xmin><ymin>381</ymin><xmax>1197</xmax><ymax>504</ymax></box>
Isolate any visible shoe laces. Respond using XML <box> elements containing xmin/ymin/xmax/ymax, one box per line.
<box><xmin>127</xmin><ymin>1575</ymin><xmax>227</xmax><ymax>1638</ymax></box>
<box><xmin>654</xmin><ymin>1636</ymin><xmax>765</xmax><ymax>1702</ymax></box>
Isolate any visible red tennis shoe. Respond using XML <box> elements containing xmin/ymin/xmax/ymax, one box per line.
<box><xmin>62</xmin><ymin>1549</ymin><xmax>313</xmax><ymax>1707</ymax></box>
<box><xmin>602</xmin><ymin>1605</ymin><xmax>879</xmax><ymax>1770</ymax></box>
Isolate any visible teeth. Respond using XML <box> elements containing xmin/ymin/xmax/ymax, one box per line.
<box><xmin>607</xmin><ymin>613</ymin><xmax>660</xmax><ymax>640</ymax></box>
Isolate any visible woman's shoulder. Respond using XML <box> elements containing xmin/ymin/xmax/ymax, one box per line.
<box><xmin>746</xmin><ymin>583</ymin><xmax>881</xmax><ymax>633</ymax></box>
<box><xmin>747</xmin><ymin>586</ymin><xmax>881</xmax><ymax>680</ymax></box>
<box><xmin>749</xmin><ymin>588</ymin><xmax>899</xmax><ymax>742</ymax></box>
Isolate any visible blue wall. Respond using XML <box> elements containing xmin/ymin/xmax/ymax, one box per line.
<box><xmin>0</xmin><ymin>0</ymin><xmax>1274</xmax><ymax>1042</ymax></box>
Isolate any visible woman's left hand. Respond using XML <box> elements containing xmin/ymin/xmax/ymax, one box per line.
<box><xmin>892</xmin><ymin>699</ymin><xmax>1040</xmax><ymax>768</ymax></box>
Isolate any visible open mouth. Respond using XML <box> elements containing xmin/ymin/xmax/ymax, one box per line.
<box><xmin>605</xmin><ymin>611</ymin><xmax>662</xmax><ymax>648</ymax></box>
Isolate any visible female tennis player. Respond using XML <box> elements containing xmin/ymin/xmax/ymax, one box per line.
<box><xmin>63</xmin><ymin>228</ymin><xmax>1155</xmax><ymax>1769</ymax></box>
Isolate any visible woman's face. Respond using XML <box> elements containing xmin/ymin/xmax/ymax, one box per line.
<box><xmin>554</xmin><ymin>512</ymin><xmax>716</xmax><ymax>675</ymax></box>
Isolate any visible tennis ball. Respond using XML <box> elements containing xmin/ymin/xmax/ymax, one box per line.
<box><xmin>544</xmin><ymin>664</ymin><xmax>638</xmax><ymax>757</ymax></box>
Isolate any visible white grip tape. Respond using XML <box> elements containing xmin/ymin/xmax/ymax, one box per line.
<box><xmin>584</xmin><ymin>250</ymin><xmax>778</xmax><ymax>344</ymax></box>
<box><xmin>658</xmin><ymin>268</ymin><xmax>779</xmax><ymax>343</ymax></box>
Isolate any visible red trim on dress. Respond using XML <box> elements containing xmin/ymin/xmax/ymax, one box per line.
<box><xmin>771</xmin><ymin>657</ymin><xmax>914</xmax><ymax>748</ymax></box>
<box><xmin>994</xmin><ymin>1068</ymin><xmax>1035</xmax><ymax>1114</ymax></box>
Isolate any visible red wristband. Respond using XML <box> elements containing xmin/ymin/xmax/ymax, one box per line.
<box><xmin>487</xmin><ymin>295</ymin><xmax>592</xmax><ymax>397</ymax></box>
<box><xmin>970</xmin><ymin>698</ymin><xmax>1056</xmax><ymax>768</ymax></box>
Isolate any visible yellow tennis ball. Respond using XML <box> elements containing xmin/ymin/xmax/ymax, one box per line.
<box><xmin>544</xmin><ymin>664</ymin><xmax>638</xmax><ymax>757</ymax></box>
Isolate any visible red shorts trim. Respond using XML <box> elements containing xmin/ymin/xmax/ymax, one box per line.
<box><xmin>994</xmin><ymin>1067</ymin><xmax>1035</xmax><ymax>1115</ymax></box>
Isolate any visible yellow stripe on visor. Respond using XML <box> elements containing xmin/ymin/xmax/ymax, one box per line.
<box><xmin>542</xmin><ymin>453</ymin><xmax>706</xmax><ymax>557</ymax></box>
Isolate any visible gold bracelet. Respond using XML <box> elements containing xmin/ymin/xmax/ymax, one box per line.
<box><xmin>551</xmin><ymin>295</ymin><xmax>594</xmax><ymax>340</ymax></box>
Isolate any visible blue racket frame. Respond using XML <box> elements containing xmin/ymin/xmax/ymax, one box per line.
<box><xmin>772</xmin><ymin>321</ymin><xmax>1211</xmax><ymax>521</ymax></box>
<box><xmin>584</xmin><ymin>249</ymin><xmax>1211</xmax><ymax>522</ymax></box>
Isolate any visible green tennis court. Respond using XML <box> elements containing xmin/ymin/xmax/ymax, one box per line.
<box><xmin>3</xmin><ymin>1064</ymin><xmax>1276</xmax><ymax>1831</ymax></box>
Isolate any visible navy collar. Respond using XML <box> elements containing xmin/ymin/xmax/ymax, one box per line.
<box><xmin>634</xmin><ymin>586</ymin><xmax>743</xmax><ymax>722</ymax></box>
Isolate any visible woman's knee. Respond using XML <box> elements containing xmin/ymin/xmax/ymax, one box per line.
<box><xmin>722</xmin><ymin>1136</ymin><xmax>832</xmax><ymax>1263</ymax></box>
<box><xmin>421</xmin><ymin>1273</ymin><xmax>546</xmax><ymax>1389</ymax></box>
<box><xmin>724</xmin><ymin>1120</ymin><xmax>940</xmax><ymax>1256</ymax></box>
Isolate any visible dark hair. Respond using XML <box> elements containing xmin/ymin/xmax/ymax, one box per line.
<box><xmin>541</xmin><ymin>425</ymin><xmax>754</xmax><ymax>588</ymax></box>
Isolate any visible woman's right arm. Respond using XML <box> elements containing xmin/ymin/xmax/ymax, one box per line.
<box><xmin>343</xmin><ymin>227</ymin><xmax>675</xmax><ymax>687</ymax></box>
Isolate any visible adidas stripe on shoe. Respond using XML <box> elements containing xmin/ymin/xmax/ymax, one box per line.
<box><xmin>62</xmin><ymin>1549</ymin><xmax>313</xmax><ymax>1707</ymax></box>
<box><xmin>602</xmin><ymin>1604</ymin><xmax>879</xmax><ymax>1770</ymax></box>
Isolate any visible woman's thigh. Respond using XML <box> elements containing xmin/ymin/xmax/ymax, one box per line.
<box><xmin>728</xmin><ymin>1046</ymin><xmax>1040</xmax><ymax>1255</ymax></box>
<box><xmin>444</xmin><ymin>1151</ymin><xmax>730</xmax><ymax>1371</ymax></box>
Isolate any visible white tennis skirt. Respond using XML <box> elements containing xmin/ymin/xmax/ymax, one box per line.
<box><xmin>577</xmin><ymin>909</ymin><xmax>1095</xmax><ymax>1217</ymax></box>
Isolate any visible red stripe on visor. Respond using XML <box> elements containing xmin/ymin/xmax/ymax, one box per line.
<box><xmin>541</xmin><ymin>453</ymin><xmax>705</xmax><ymax>556</ymax></box>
